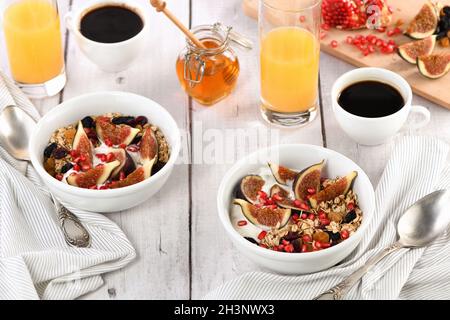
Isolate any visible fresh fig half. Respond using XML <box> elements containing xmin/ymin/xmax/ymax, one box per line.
<box><xmin>96</xmin><ymin>116</ymin><xmax>139</xmax><ymax>146</ymax></box>
<box><xmin>73</xmin><ymin>121</ymin><xmax>93</xmax><ymax>168</ymax></box>
<box><xmin>233</xmin><ymin>199</ymin><xmax>291</xmax><ymax>229</ymax></box>
<box><xmin>398</xmin><ymin>35</ymin><xmax>436</xmax><ymax>64</ymax></box>
<box><xmin>110</xmin><ymin>166</ymin><xmax>145</xmax><ymax>189</ymax></box>
<box><xmin>105</xmin><ymin>148</ymin><xmax>127</xmax><ymax>178</ymax></box>
<box><xmin>140</xmin><ymin>126</ymin><xmax>158</xmax><ymax>178</ymax></box>
<box><xmin>309</xmin><ymin>171</ymin><xmax>358</xmax><ymax>208</ymax></box>
<box><xmin>67</xmin><ymin>160</ymin><xmax>120</xmax><ymax>188</ymax></box>
<box><xmin>293</xmin><ymin>160</ymin><xmax>325</xmax><ymax>201</ymax></box>
<box><xmin>405</xmin><ymin>2</ymin><xmax>439</xmax><ymax>39</ymax></box>
<box><xmin>268</xmin><ymin>162</ymin><xmax>298</xmax><ymax>185</ymax></box>
<box><xmin>269</xmin><ymin>184</ymin><xmax>298</xmax><ymax>210</ymax></box>
<box><xmin>417</xmin><ymin>54</ymin><xmax>450</xmax><ymax>79</ymax></box>
<box><xmin>236</xmin><ymin>175</ymin><xmax>265</xmax><ymax>204</ymax></box>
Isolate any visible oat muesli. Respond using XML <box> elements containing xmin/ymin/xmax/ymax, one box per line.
<box><xmin>43</xmin><ymin>113</ymin><xmax>170</xmax><ymax>190</ymax></box>
<box><xmin>231</xmin><ymin>160</ymin><xmax>362</xmax><ymax>253</ymax></box>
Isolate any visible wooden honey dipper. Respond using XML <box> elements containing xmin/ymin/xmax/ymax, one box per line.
<box><xmin>149</xmin><ymin>0</ymin><xmax>206</xmax><ymax>49</ymax></box>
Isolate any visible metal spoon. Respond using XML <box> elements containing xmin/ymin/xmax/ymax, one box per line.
<box><xmin>0</xmin><ymin>106</ymin><xmax>91</xmax><ymax>248</ymax></box>
<box><xmin>314</xmin><ymin>189</ymin><xmax>450</xmax><ymax>300</ymax></box>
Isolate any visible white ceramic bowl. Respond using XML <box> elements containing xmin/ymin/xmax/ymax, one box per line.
<box><xmin>217</xmin><ymin>144</ymin><xmax>375</xmax><ymax>274</ymax></box>
<box><xmin>29</xmin><ymin>91</ymin><xmax>180</xmax><ymax>213</ymax></box>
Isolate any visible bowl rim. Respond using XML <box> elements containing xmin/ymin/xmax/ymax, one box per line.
<box><xmin>217</xmin><ymin>143</ymin><xmax>375</xmax><ymax>261</ymax></box>
<box><xmin>29</xmin><ymin>91</ymin><xmax>181</xmax><ymax>198</ymax></box>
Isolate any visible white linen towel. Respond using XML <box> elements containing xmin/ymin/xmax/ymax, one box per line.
<box><xmin>206</xmin><ymin>136</ymin><xmax>450</xmax><ymax>300</ymax></box>
<box><xmin>0</xmin><ymin>71</ymin><xmax>136</xmax><ymax>300</ymax></box>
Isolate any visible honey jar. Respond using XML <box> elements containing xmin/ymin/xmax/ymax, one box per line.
<box><xmin>176</xmin><ymin>23</ymin><xmax>251</xmax><ymax>106</ymax></box>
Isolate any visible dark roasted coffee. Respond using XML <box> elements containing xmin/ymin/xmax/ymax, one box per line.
<box><xmin>80</xmin><ymin>5</ymin><xmax>143</xmax><ymax>43</ymax></box>
<box><xmin>338</xmin><ymin>81</ymin><xmax>404</xmax><ymax>118</ymax></box>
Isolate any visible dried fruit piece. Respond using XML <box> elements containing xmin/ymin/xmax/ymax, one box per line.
<box><xmin>398</xmin><ymin>35</ymin><xmax>436</xmax><ymax>64</ymax></box>
<box><xmin>140</xmin><ymin>126</ymin><xmax>159</xmax><ymax>178</ymax></box>
<box><xmin>268</xmin><ymin>163</ymin><xmax>298</xmax><ymax>185</ymax></box>
<box><xmin>405</xmin><ymin>2</ymin><xmax>439</xmax><ymax>39</ymax></box>
<box><xmin>417</xmin><ymin>54</ymin><xmax>450</xmax><ymax>79</ymax></box>
<box><xmin>313</xmin><ymin>231</ymin><xmax>330</xmax><ymax>243</ymax></box>
<box><xmin>293</xmin><ymin>160</ymin><xmax>325</xmax><ymax>201</ymax></box>
<box><xmin>67</xmin><ymin>160</ymin><xmax>120</xmax><ymax>188</ymax></box>
<box><xmin>73</xmin><ymin>121</ymin><xmax>93</xmax><ymax>168</ymax></box>
<box><xmin>96</xmin><ymin>116</ymin><xmax>139</xmax><ymax>146</ymax></box>
<box><xmin>236</xmin><ymin>175</ymin><xmax>265</xmax><ymax>204</ymax></box>
<box><xmin>233</xmin><ymin>199</ymin><xmax>291</xmax><ymax>229</ymax></box>
<box><xmin>309</xmin><ymin>171</ymin><xmax>358</xmax><ymax>208</ymax></box>
<box><xmin>110</xmin><ymin>166</ymin><xmax>145</xmax><ymax>189</ymax></box>
<box><xmin>44</xmin><ymin>142</ymin><xmax>57</xmax><ymax>158</ymax></box>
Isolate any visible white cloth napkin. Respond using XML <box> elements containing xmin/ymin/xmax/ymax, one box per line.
<box><xmin>206</xmin><ymin>136</ymin><xmax>450</xmax><ymax>300</ymax></box>
<box><xmin>0</xmin><ymin>71</ymin><xmax>136</xmax><ymax>300</ymax></box>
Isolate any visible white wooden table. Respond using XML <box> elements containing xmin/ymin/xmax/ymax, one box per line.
<box><xmin>1</xmin><ymin>0</ymin><xmax>449</xmax><ymax>299</ymax></box>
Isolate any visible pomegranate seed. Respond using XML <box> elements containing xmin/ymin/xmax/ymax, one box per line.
<box><xmin>318</xmin><ymin>212</ymin><xmax>327</xmax><ymax>220</ymax></box>
<box><xmin>265</xmin><ymin>198</ymin><xmax>274</xmax><ymax>205</ymax></box>
<box><xmin>293</xmin><ymin>199</ymin><xmax>302</xmax><ymax>208</ymax></box>
<box><xmin>394</xmin><ymin>27</ymin><xmax>402</xmax><ymax>34</ymax></box>
<box><xmin>82</xmin><ymin>164</ymin><xmax>91</xmax><ymax>171</ymax></box>
<box><xmin>268</xmin><ymin>204</ymin><xmax>278</xmax><ymax>210</ymax></box>
<box><xmin>321</xmin><ymin>242</ymin><xmax>331</xmax><ymax>248</ymax></box>
<box><xmin>363</xmin><ymin>49</ymin><xmax>370</xmax><ymax>56</ymax></box>
<box><xmin>377</xmin><ymin>27</ymin><xmax>386</xmax><ymax>33</ymax></box>
<box><xmin>119</xmin><ymin>171</ymin><xmax>126</xmax><ymax>181</ymax></box>
<box><xmin>299</xmin><ymin>15</ymin><xmax>306</xmax><ymax>23</ymax></box>
<box><xmin>73</xmin><ymin>157</ymin><xmax>80</xmax><ymax>163</ymax></box>
<box><xmin>302</xmin><ymin>234</ymin><xmax>312</xmax><ymax>243</ymax></box>
<box><xmin>104</xmin><ymin>139</ymin><xmax>113</xmax><ymax>147</ymax></box>
<box><xmin>360</xmin><ymin>38</ymin><xmax>367</xmax><ymax>45</ymax></box>
<box><xmin>255</xmin><ymin>203</ymin><xmax>262</xmax><ymax>208</ymax></box>
<box><xmin>330</xmin><ymin>40</ymin><xmax>338</xmax><ymax>48</ymax></box>
<box><xmin>99</xmin><ymin>185</ymin><xmax>109</xmax><ymax>190</ymax></box>
<box><xmin>321</xmin><ymin>23</ymin><xmax>330</xmax><ymax>31</ymax></box>
<box><xmin>320</xmin><ymin>218</ymin><xmax>331</xmax><ymax>226</ymax></box>
<box><xmin>237</xmin><ymin>220</ymin><xmax>247</xmax><ymax>227</ymax></box>
<box><xmin>308</xmin><ymin>213</ymin><xmax>315</xmax><ymax>220</ymax></box>
<box><xmin>307</xmin><ymin>188</ymin><xmax>316</xmax><ymax>195</ymax></box>
<box><xmin>272</xmin><ymin>246</ymin><xmax>279</xmax><ymax>252</ymax></box>
<box><xmin>382</xmin><ymin>45</ymin><xmax>395</xmax><ymax>54</ymax></box>
<box><xmin>70</xmin><ymin>150</ymin><xmax>79</xmax><ymax>158</ymax></box>
<box><xmin>353</xmin><ymin>39</ymin><xmax>361</xmax><ymax>45</ymax></box>
<box><xmin>282</xmin><ymin>239</ymin><xmax>290</xmax><ymax>246</ymax></box>
<box><xmin>258</xmin><ymin>231</ymin><xmax>267</xmax><ymax>240</ymax></box>
<box><xmin>301</xmin><ymin>244</ymin><xmax>308</xmax><ymax>253</ymax></box>
<box><xmin>272</xmin><ymin>193</ymin><xmax>283</xmax><ymax>201</ymax></box>
<box><xmin>320</xmin><ymin>31</ymin><xmax>327</xmax><ymax>40</ymax></box>
<box><xmin>387</xmin><ymin>29</ymin><xmax>395</xmax><ymax>37</ymax></box>
<box><xmin>341</xmin><ymin>229</ymin><xmax>349</xmax><ymax>240</ymax></box>
<box><xmin>79</xmin><ymin>154</ymin><xmax>86</xmax><ymax>162</ymax></box>
<box><xmin>126</xmin><ymin>145</ymin><xmax>139</xmax><ymax>152</ymax></box>
<box><xmin>89</xmin><ymin>185</ymin><xmax>97</xmax><ymax>190</ymax></box>
<box><xmin>388</xmin><ymin>39</ymin><xmax>396</xmax><ymax>46</ymax></box>
<box><xmin>368</xmin><ymin>45</ymin><xmax>375</xmax><ymax>53</ymax></box>
<box><xmin>73</xmin><ymin>164</ymin><xmax>80</xmax><ymax>171</ymax></box>
<box><xmin>95</xmin><ymin>153</ymin><xmax>105</xmax><ymax>159</ymax></box>
<box><xmin>347</xmin><ymin>202</ymin><xmax>355</xmax><ymax>210</ymax></box>
<box><xmin>356</xmin><ymin>35</ymin><xmax>363</xmax><ymax>40</ymax></box>
<box><xmin>315</xmin><ymin>241</ymin><xmax>322</xmax><ymax>249</ymax></box>
<box><xmin>55</xmin><ymin>173</ymin><xmax>64</xmax><ymax>181</ymax></box>
<box><xmin>119</xmin><ymin>143</ymin><xmax>127</xmax><ymax>149</ymax></box>
<box><xmin>258</xmin><ymin>191</ymin><xmax>268</xmax><ymax>199</ymax></box>
<box><xmin>346</xmin><ymin>36</ymin><xmax>353</xmax><ymax>44</ymax></box>
<box><xmin>259</xmin><ymin>244</ymin><xmax>267</xmax><ymax>248</ymax></box>
<box><xmin>106</xmin><ymin>153</ymin><xmax>116</xmax><ymax>162</ymax></box>
<box><xmin>299</xmin><ymin>202</ymin><xmax>310</xmax><ymax>211</ymax></box>
<box><xmin>357</xmin><ymin>44</ymin><xmax>365</xmax><ymax>51</ymax></box>
<box><xmin>370</xmin><ymin>37</ymin><xmax>377</xmax><ymax>45</ymax></box>
<box><xmin>292</xmin><ymin>213</ymin><xmax>299</xmax><ymax>221</ymax></box>
<box><xmin>285</xmin><ymin>244</ymin><xmax>294</xmax><ymax>253</ymax></box>
<box><xmin>301</xmin><ymin>213</ymin><xmax>307</xmax><ymax>219</ymax></box>
<box><xmin>376</xmin><ymin>39</ymin><xmax>383</xmax><ymax>46</ymax></box>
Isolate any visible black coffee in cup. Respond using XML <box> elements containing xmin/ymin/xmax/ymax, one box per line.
<box><xmin>80</xmin><ymin>5</ymin><xmax>144</xmax><ymax>43</ymax></box>
<box><xmin>338</xmin><ymin>81</ymin><xmax>405</xmax><ymax>118</ymax></box>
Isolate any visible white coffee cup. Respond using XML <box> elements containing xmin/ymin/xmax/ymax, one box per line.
<box><xmin>332</xmin><ymin>67</ymin><xmax>430</xmax><ymax>146</ymax></box>
<box><xmin>65</xmin><ymin>0</ymin><xmax>148</xmax><ymax>72</ymax></box>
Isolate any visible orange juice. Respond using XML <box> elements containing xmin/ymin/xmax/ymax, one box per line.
<box><xmin>3</xmin><ymin>0</ymin><xmax>64</xmax><ymax>84</ymax></box>
<box><xmin>260</xmin><ymin>27</ymin><xmax>319</xmax><ymax>113</ymax></box>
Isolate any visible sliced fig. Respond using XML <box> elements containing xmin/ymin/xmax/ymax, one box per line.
<box><xmin>236</xmin><ymin>175</ymin><xmax>265</xmax><ymax>204</ymax></box>
<box><xmin>96</xmin><ymin>116</ymin><xmax>139</xmax><ymax>146</ymax></box>
<box><xmin>405</xmin><ymin>2</ymin><xmax>439</xmax><ymax>39</ymax></box>
<box><xmin>67</xmin><ymin>160</ymin><xmax>120</xmax><ymax>188</ymax></box>
<box><xmin>293</xmin><ymin>160</ymin><xmax>325</xmax><ymax>201</ymax></box>
<box><xmin>110</xmin><ymin>167</ymin><xmax>145</xmax><ymax>189</ymax></box>
<box><xmin>417</xmin><ymin>54</ymin><xmax>450</xmax><ymax>79</ymax></box>
<box><xmin>269</xmin><ymin>184</ymin><xmax>298</xmax><ymax>210</ymax></box>
<box><xmin>233</xmin><ymin>199</ymin><xmax>291</xmax><ymax>229</ymax></box>
<box><xmin>140</xmin><ymin>126</ymin><xmax>159</xmax><ymax>178</ymax></box>
<box><xmin>309</xmin><ymin>171</ymin><xmax>358</xmax><ymax>208</ymax></box>
<box><xmin>73</xmin><ymin>121</ymin><xmax>93</xmax><ymax>167</ymax></box>
<box><xmin>106</xmin><ymin>148</ymin><xmax>127</xmax><ymax>178</ymax></box>
<box><xmin>268</xmin><ymin>162</ymin><xmax>298</xmax><ymax>185</ymax></box>
<box><xmin>398</xmin><ymin>35</ymin><xmax>436</xmax><ymax>64</ymax></box>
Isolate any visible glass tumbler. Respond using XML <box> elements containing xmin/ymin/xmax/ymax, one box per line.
<box><xmin>1</xmin><ymin>0</ymin><xmax>66</xmax><ymax>98</ymax></box>
<box><xmin>259</xmin><ymin>0</ymin><xmax>321</xmax><ymax>127</ymax></box>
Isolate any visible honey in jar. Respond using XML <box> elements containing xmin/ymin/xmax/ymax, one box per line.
<box><xmin>176</xmin><ymin>23</ymin><xmax>243</xmax><ymax>106</ymax></box>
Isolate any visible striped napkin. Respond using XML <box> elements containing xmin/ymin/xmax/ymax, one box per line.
<box><xmin>206</xmin><ymin>136</ymin><xmax>450</xmax><ymax>300</ymax></box>
<box><xmin>0</xmin><ymin>72</ymin><xmax>136</xmax><ymax>300</ymax></box>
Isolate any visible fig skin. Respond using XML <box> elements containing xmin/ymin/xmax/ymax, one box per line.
<box><xmin>417</xmin><ymin>54</ymin><xmax>450</xmax><ymax>79</ymax></box>
<box><xmin>268</xmin><ymin>163</ymin><xmax>298</xmax><ymax>185</ymax></box>
<box><xmin>67</xmin><ymin>160</ymin><xmax>120</xmax><ymax>188</ymax></box>
<box><xmin>236</xmin><ymin>175</ymin><xmax>265</xmax><ymax>204</ymax></box>
<box><xmin>405</xmin><ymin>2</ymin><xmax>439</xmax><ymax>40</ymax></box>
<box><xmin>293</xmin><ymin>160</ymin><xmax>325</xmax><ymax>201</ymax></box>
<box><xmin>398</xmin><ymin>35</ymin><xmax>436</xmax><ymax>65</ymax></box>
<box><xmin>270</xmin><ymin>184</ymin><xmax>300</xmax><ymax>210</ymax></box>
<box><xmin>309</xmin><ymin>171</ymin><xmax>358</xmax><ymax>208</ymax></box>
<box><xmin>233</xmin><ymin>198</ymin><xmax>291</xmax><ymax>229</ymax></box>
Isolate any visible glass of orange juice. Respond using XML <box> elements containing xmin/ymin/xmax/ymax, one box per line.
<box><xmin>1</xmin><ymin>0</ymin><xmax>66</xmax><ymax>98</ymax></box>
<box><xmin>259</xmin><ymin>0</ymin><xmax>321</xmax><ymax>127</ymax></box>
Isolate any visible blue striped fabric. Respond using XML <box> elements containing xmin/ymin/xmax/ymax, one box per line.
<box><xmin>205</xmin><ymin>136</ymin><xmax>450</xmax><ymax>300</ymax></box>
<box><xmin>0</xmin><ymin>72</ymin><xmax>136</xmax><ymax>300</ymax></box>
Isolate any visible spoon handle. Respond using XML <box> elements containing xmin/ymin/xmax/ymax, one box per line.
<box><xmin>313</xmin><ymin>242</ymin><xmax>403</xmax><ymax>300</ymax></box>
<box><xmin>51</xmin><ymin>194</ymin><xmax>91</xmax><ymax>248</ymax></box>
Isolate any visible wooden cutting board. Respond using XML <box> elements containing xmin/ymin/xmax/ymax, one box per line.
<box><xmin>243</xmin><ymin>0</ymin><xmax>450</xmax><ymax>110</ymax></box>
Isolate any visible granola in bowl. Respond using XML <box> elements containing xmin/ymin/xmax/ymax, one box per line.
<box><xmin>43</xmin><ymin>113</ymin><xmax>170</xmax><ymax>190</ymax></box>
<box><xmin>231</xmin><ymin>160</ymin><xmax>363</xmax><ymax>253</ymax></box>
